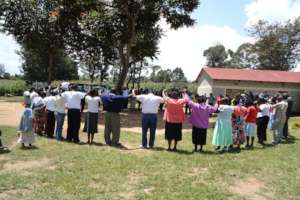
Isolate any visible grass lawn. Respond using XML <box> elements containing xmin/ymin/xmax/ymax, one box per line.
<box><xmin>0</xmin><ymin>96</ymin><xmax>23</xmax><ymax>103</ymax></box>
<box><xmin>0</xmin><ymin>120</ymin><xmax>300</xmax><ymax>200</ymax></box>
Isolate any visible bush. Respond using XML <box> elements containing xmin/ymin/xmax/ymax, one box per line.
<box><xmin>140</xmin><ymin>81</ymin><xmax>198</xmax><ymax>93</ymax></box>
<box><xmin>0</xmin><ymin>79</ymin><xmax>28</xmax><ymax>96</ymax></box>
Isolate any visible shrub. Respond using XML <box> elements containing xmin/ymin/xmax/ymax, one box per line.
<box><xmin>0</xmin><ymin>79</ymin><xmax>28</xmax><ymax>96</ymax></box>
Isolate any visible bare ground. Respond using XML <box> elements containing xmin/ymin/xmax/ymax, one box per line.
<box><xmin>0</xmin><ymin>102</ymin><xmax>197</xmax><ymax>134</ymax></box>
<box><xmin>229</xmin><ymin>177</ymin><xmax>273</xmax><ymax>200</ymax></box>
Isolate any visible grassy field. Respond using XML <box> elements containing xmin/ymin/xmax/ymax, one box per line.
<box><xmin>0</xmin><ymin>96</ymin><xmax>24</xmax><ymax>102</ymax></box>
<box><xmin>0</xmin><ymin>119</ymin><xmax>300</xmax><ymax>200</ymax></box>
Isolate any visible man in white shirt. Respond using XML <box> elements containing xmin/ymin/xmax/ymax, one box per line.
<box><xmin>272</xmin><ymin>95</ymin><xmax>288</xmax><ymax>144</ymax></box>
<box><xmin>43</xmin><ymin>91</ymin><xmax>57</xmax><ymax>138</ymax></box>
<box><xmin>29</xmin><ymin>88</ymin><xmax>39</xmax><ymax>102</ymax></box>
<box><xmin>256</xmin><ymin>98</ymin><xmax>270</xmax><ymax>145</ymax></box>
<box><xmin>54</xmin><ymin>88</ymin><xmax>66</xmax><ymax>141</ymax></box>
<box><xmin>61</xmin><ymin>85</ymin><xmax>85</xmax><ymax>143</ymax></box>
<box><xmin>133</xmin><ymin>89</ymin><xmax>164</xmax><ymax>148</ymax></box>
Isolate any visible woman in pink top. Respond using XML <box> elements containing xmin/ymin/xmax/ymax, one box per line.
<box><xmin>163</xmin><ymin>89</ymin><xmax>187</xmax><ymax>151</ymax></box>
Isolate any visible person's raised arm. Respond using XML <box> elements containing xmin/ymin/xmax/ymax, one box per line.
<box><xmin>132</xmin><ymin>89</ymin><xmax>136</xmax><ymax>97</ymax></box>
<box><xmin>162</xmin><ymin>89</ymin><xmax>167</xmax><ymax>99</ymax></box>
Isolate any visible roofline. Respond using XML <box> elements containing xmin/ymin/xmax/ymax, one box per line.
<box><xmin>196</xmin><ymin>67</ymin><xmax>300</xmax><ymax>84</ymax></box>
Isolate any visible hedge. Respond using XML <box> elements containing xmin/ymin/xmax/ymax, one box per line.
<box><xmin>0</xmin><ymin>79</ymin><xmax>29</xmax><ymax>96</ymax></box>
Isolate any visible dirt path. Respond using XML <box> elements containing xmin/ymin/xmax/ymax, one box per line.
<box><xmin>0</xmin><ymin>102</ymin><xmax>196</xmax><ymax>134</ymax></box>
<box><xmin>0</xmin><ymin>101</ymin><xmax>24</xmax><ymax>127</ymax></box>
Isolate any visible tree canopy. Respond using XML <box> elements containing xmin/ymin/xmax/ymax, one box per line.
<box><xmin>203</xmin><ymin>44</ymin><xmax>228</xmax><ymax>67</ymax></box>
<box><xmin>0</xmin><ymin>0</ymin><xmax>200</xmax><ymax>88</ymax></box>
<box><xmin>248</xmin><ymin>18</ymin><xmax>300</xmax><ymax>71</ymax></box>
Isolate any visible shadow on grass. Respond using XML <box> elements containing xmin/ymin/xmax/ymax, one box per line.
<box><xmin>0</xmin><ymin>147</ymin><xmax>10</xmax><ymax>154</ymax></box>
<box><xmin>20</xmin><ymin>145</ymin><xmax>39</xmax><ymax>150</ymax></box>
<box><xmin>281</xmin><ymin>135</ymin><xmax>298</xmax><ymax>144</ymax></box>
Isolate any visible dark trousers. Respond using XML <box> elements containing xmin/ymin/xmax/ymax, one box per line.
<box><xmin>283</xmin><ymin>116</ymin><xmax>289</xmax><ymax>139</ymax></box>
<box><xmin>142</xmin><ymin>114</ymin><xmax>157</xmax><ymax>148</ymax></box>
<box><xmin>67</xmin><ymin>109</ymin><xmax>81</xmax><ymax>142</ymax></box>
<box><xmin>185</xmin><ymin>105</ymin><xmax>191</xmax><ymax>114</ymax></box>
<box><xmin>257</xmin><ymin>116</ymin><xmax>269</xmax><ymax>143</ymax></box>
<box><xmin>45</xmin><ymin>110</ymin><xmax>55</xmax><ymax>137</ymax></box>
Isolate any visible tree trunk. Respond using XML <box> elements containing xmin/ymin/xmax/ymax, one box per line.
<box><xmin>115</xmin><ymin>1</ymin><xmax>135</xmax><ymax>91</ymax></box>
<box><xmin>137</xmin><ymin>61</ymin><xmax>143</xmax><ymax>90</ymax></box>
<box><xmin>48</xmin><ymin>47</ymin><xmax>54</xmax><ymax>84</ymax></box>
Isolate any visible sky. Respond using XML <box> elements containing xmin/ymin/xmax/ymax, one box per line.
<box><xmin>1</xmin><ymin>0</ymin><xmax>300</xmax><ymax>80</ymax></box>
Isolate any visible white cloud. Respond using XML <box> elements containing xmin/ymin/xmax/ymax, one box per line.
<box><xmin>154</xmin><ymin>22</ymin><xmax>251</xmax><ymax>81</ymax></box>
<box><xmin>245</xmin><ymin>0</ymin><xmax>300</xmax><ymax>26</ymax></box>
<box><xmin>0</xmin><ymin>33</ymin><xmax>21</xmax><ymax>74</ymax></box>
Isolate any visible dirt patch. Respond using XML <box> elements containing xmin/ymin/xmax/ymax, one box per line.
<box><xmin>0</xmin><ymin>102</ymin><xmax>24</xmax><ymax>126</ymax></box>
<box><xmin>118</xmin><ymin>191</ymin><xmax>135</xmax><ymax>200</ymax></box>
<box><xmin>229</xmin><ymin>177</ymin><xmax>272</xmax><ymax>200</ymax></box>
<box><xmin>144</xmin><ymin>187</ymin><xmax>155</xmax><ymax>194</ymax></box>
<box><xmin>0</xmin><ymin>156</ymin><xmax>10</xmax><ymax>162</ymax></box>
<box><xmin>0</xmin><ymin>188</ymin><xmax>31</xmax><ymax>199</ymax></box>
<box><xmin>1</xmin><ymin>158</ymin><xmax>52</xmax><ymax>174</ymax></box>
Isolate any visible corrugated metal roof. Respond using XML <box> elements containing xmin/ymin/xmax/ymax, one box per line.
<box><xmin>200</xmin><ymin>67</ymin><xmax>300</xmax><ymax>84</ymax></box>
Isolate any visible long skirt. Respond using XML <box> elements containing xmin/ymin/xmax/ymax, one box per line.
<box><xmin>212</xmin><ymin>119</ymin><xmax>233</xmax><ymax>146</ymax></box>
<box><xmin>86</xmin><ymin>112</ymin><xmax>98</xmax><ymax>134</ymax></box>
<box><xmin>232</xmin><ymin>116</ymin><xmax>245</xmax><ymax>145</ymax></box>
<box><xmin>18</xmin><ymin>131</ymin><xmax>35</xmax><ymax>145</ymax></box>
<box><xmin>192</xmin><ymin>127</ymin><xmax>207</xmax><ymax>145</ymax></box>
<box><xmin>33</xmin><ymin>108</ymin><xmax>46</xmax><ymax>134</ymax></box>
<box><xmin>165</xmin><ymin>122</ymin><xmax>182</xmax><ymax>141</ymax></box>
<box><xmin>257</xmin><ymin>116</ymin><xmax>269</xmax><ymax>142</ymax></box>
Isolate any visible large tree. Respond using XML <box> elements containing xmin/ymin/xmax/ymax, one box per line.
<box><xmin>18</xmin><ymin>44</ymin><xmax>78</xmax><ymax>83</ymax></box>
<box><xmin>171</xmin><ymin>67</ymin><xmax>187</xmax><ymax>82</ymax></box>
<box><xmin>203</xmin><ymin>44</ymin><xmax>228</xmax><ymax>67</ymax></box>
<box><xmin>1</xmin><ymin>0</ymin><xmax>199</xmax><ymax>87</ymax></box>
<box><xmin>0</xmin><ymin>0</ymin><xmax>97</xmax><ymax>83</ymax></box>
<box><xmin>248</xmin><ymin>18</ymin><xmax>300</xmax><ymax>71</ymax></box>
<box><xmin>63</xmin><ymin>0</ymin><xmax>199</xmax><ymax>90</ymax></box>
<box><xmin>225</xmin><ymin>43</ymin><xmax>257</xmax><ymax>68</ymax></box>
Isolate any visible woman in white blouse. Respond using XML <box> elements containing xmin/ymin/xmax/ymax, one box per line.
<box><xmin>85</xmin><ymin>89</ymin><xmax>101</xmax><ymax>144</ymax></box>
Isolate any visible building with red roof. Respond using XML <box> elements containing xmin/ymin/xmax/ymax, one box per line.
<box><xmin>196</xmin><ymin>67</ymin><xmax>300</xmax><ymax>112</ymax></box>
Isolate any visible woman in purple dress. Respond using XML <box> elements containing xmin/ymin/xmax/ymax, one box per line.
<box><xmin>186</xmin><ymin>95</ymin><xmax>217</xmax><ymax>152</ymax></box>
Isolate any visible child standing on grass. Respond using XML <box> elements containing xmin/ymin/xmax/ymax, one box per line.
<box><xmin>18</xmin><ymin>101</ymin><xmax>35</xmax><ymax>148</ymax></box>
<box><xmin>245</xmin><ymin>101</ymin><xmax>258</xmax><ymax>148</ymax></box>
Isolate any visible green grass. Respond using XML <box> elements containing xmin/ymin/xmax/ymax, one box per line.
<box><xmin>0</xmin><ymin>120</ymin><xmax>300</xmax><ymax>200</ymax></box>
<box><xmin>0</xmin><ymin>96</ymin><xmax>24</xmax><ymax>102</ymax></box>
<box><xmin>0</xmin><ymin>79</ymin><xmax>28</xmax><ymax>96</ymax></box>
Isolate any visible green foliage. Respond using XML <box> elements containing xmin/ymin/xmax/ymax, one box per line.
<box><xmin>63</xmin><ymin>0</ymin><xmax>200</xmax><ymax>90</ymax></box>
<box><xmin>225</xmin><ymin>43</ymin><xmax>257</xmax><ymax>68</ymax></box>
<box><xmin>0</xmin><ymin>79</ymin><xmax>28</xmax><ymax>96</ymax></box>
<box><xmin>248</xmin><ymin>18</ymin><xmax>300</xmax><ymax>71</ymax></box>
<box><xmin>203</xmin><ymin>44</ymin><xmax>228</xmax><ymax>67</ymax></box>
<box><xmin>18</xmin><ymin>46</ymin><xmax>79</xmax><ymax>83</ymax></box>
<box><xmin>140</xmin><ymin>81</ymin><xmax>198</xmax><ymax>93</ymax></box>
<box><xmin>0</xmin><ymin>0</ymin><xmax>199</xmax><ymax>87</ymax></box>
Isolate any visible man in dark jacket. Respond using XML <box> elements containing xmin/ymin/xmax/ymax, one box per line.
<box><xmin>101</xmin><ymin>89</ymin><xmax>130</xmax><ymax>146</ymax></box>
<box><xmin>283</xmin><ymin>94</ymin><xmax>293</xmax><ymax>139</ymax></box>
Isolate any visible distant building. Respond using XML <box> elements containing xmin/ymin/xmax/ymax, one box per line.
<box><xmin>196</xmin><ymin>67</ymin><xmax>300</xmax><ymax>113</ymax></box>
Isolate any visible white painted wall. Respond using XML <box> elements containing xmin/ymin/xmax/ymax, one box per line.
<box><xmin>197</xmin><ymin>73</ymin><xmax>300</xmax><ymax>112</ymax></box>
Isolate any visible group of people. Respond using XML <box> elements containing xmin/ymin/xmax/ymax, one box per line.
<box><xmin>17</xmin><ymin>83</ymin><xmax>293</xmax><ymax>154</ymax></box>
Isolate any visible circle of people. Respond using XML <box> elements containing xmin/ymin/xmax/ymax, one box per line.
<box><xmin>18</xmin><ymin>83</ymin><xmax>293</xmax><ymax>153</ymax></box>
